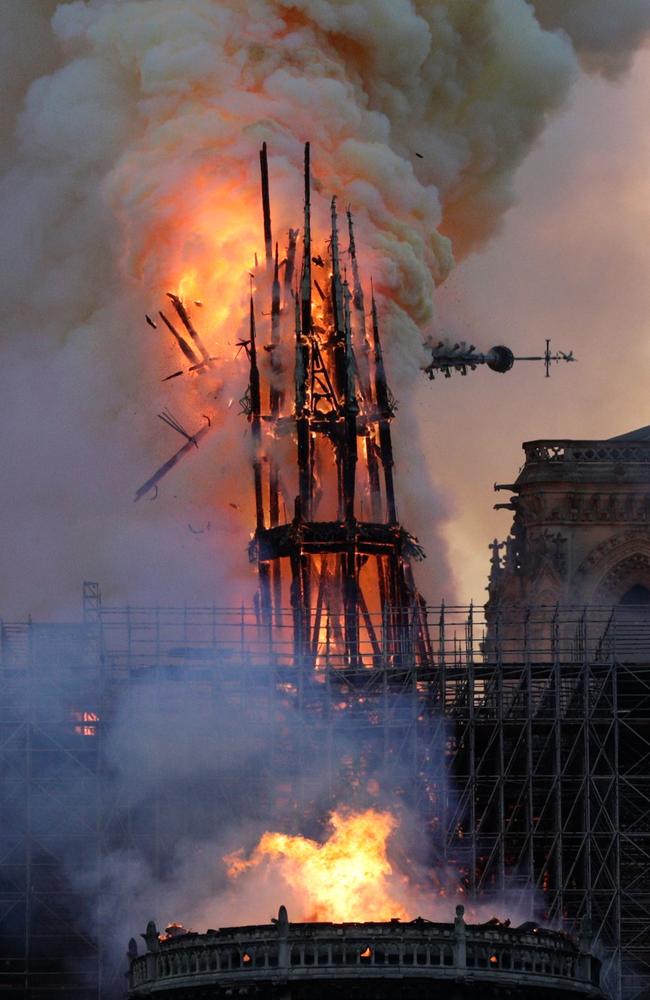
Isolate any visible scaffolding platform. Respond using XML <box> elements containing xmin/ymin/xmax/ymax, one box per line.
<box><xmin>1</xmin><ymin>595</ymin><xmax>648</xmax><ymax>1000</ymax></box>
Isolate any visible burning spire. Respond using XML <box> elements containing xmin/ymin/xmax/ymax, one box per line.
<box><xmin>241</xmin><ymin>144</ymin><xmax>430</xmax><ymax>665</ymax></box>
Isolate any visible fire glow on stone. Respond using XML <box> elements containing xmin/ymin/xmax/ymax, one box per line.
<box><xmin>224</xmin><ymin>809</ymin><xmax>410</xmax><ymax>923</ymax></box>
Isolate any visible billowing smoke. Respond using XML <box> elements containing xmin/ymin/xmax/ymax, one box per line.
<box><xmin>530</xmin><ymin>0</ymin><xmax>650</xmax><ymax>77</ymax></box>
<box><xmin>3</xmin><ymin>3</ymin><xmax>650</xmax><ymax>993</ymax></box>
<box><xmin>2</xmin><ymin>0</ymin><xmax>649</xmax><ymax>617</ymax></box>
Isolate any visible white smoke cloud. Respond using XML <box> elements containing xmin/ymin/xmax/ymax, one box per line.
<box><xmin>0</xmin><ymin>0</ymin><xmax>648</xmax><ymax>617</ymax></box>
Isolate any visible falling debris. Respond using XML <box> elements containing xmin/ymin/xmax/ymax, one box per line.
<box><xmin>165</xmin><ymin>292</ymin><xmax>211</xmax><ymax>364</ymax></box>
<box><xmin>134</xmin><ymin>415</ymin><xmax>212</xmax><ymax>502</ymax></box>
<box><xmin>158</xmin><ymin>408</ymin><xmax>199</xmax><ymax>448</ymax></box>
<box><xmin>159</xmin><ymin>311</ymin><xmax>201</xmax><ymax>365</ymax></box>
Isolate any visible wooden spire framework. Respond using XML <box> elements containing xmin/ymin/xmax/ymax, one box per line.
<box><xmin>246</xmin><ymin>143</ymin><xmax>431</xmax><ymax>667</ymax></box>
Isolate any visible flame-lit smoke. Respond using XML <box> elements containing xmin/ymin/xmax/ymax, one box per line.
<box><xmin>225</xmin><ymin>809</ymin><xmax>411</xmax><ymax>922</ymax></box>
<box><xmin>2</xmin><ymin>1</ymin><xmax>650</xmax><ymax>613</ymax></box>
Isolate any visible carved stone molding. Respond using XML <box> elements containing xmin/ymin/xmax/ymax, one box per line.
<box><xmin>593</xmin><ymin>552</ymin><xmax>650</xmax><ymax>603</ymax></box>
<box><xmin>574</xmin><ymin>528</ymin><xmax>650</xmax><ymax>602</ymax></box>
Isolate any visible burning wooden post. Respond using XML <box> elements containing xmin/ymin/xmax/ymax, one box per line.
<box><xmin>245</xmin><ymin>144</ymin><xmax>431</xmax><ymax>669</ymax></box>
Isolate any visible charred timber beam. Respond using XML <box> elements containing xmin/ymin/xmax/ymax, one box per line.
<box><xmin>259</xmin><ymin>142</ymin><xmax>273</xmax><ymax>264</ymax></box>
<box><xmin>371</xmin><ymin>294</ymin><xmax>397</xmax><ymax>523</ymax></box>
<box><xmin>310</xmin><ymin>556</ymin><xmax>329</xmax><ymax>656</ymax></box>
<box><xmin>248</xmin><ymin>294</ymin><xmax>264</xmax><ymax>532</ymax></box>
<box><xmin>330</xmin><ymin>198</ymin><xmax>358</xmax><ymax>524</ymax></box>
<box><xmin>300</xmin><ymin>143</ymin><xmax>312</xmax><ymax>339</ymax></box>
<box><xmin>347</xmin><ymin>210</ymin><xmax>382</xmax><ymax>521</ymax></box>
<box><xmin>256</xmin><ymin>537</ymin><xmax>408</xmax><ymax>560</ymax></box>
<box><xmin>294</xmin><ymin>144</ymin><xmax>313</xmax><ymax>521</ymax></box>
<box><xmin>284</xmin><ymin>228</ymin><xmax>299</xmax><ymax>296</ymax></box>
<box><xmin>159</xmin><ymin>310</ymin><xmax>202</xmax><ymax>366</ymax></box>
<box><xmin>269</xmin><ymin>244</ymin><xmax>282</xmax><ymax>529</ymax></box>
<box><xmin>134</xmin><ymin>418</ymin><xmax>212</xmax><ymax>501</ymax></box>
<box><xmin>330</xmin><ymin>197</ymin><xmax>347</xmax><ymax>408</ymax></box>
<box><xmin>166</xmin><ymin>294</ymin><xmax>211</xmax><ymax>364</ymax></box>
<box><xmin>342</xmin><ymin>279</ymin><xmax>358</xmax><ymax>523</ymax></box>
<box><xmin>330</xmin><ymin>198</ymin><xmax>346</xmax><ymax>347</ymax></box>
<box><xmin>253</xmin><ymin>521</ymin><xmax>419</xmax><ymax>562</ymax></box>
<box><xmin>269</xmin><ymin>244</ymin><xmax>284</xmax><ymax>620</ymax></box>
<box><xmin>343</xmin><ymin>546</ymin><xmax>359</xmax><ymax>664</ymax></box>
<box><xmin>249</xmin><ymin>293</ymin><xmax>271</xmax><ymax>620</ymax></box>
<box><xmin>346</xmin><ymin>208</ymin><xmax>373</xmax><ymax>400</ymax></box>
<box><xmin>294</xmin><ymin>291</ymin><xmax>311</xmax><ymax>520</ymax></box>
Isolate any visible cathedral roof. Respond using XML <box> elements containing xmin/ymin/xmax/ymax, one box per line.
<box><xmin>609</xmin><ymin>425</ymin><xmax>650</xmax><ymax>442</ymax></box>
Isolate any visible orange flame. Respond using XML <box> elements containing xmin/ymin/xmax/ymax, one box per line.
<box><xmin>71</xmin><ymin>709</ymin><xmax>99</xmax><ymax>736</ymax></box>
<box><xmin>224</xmin><ymin>809</ymin><xmax>410</xmax><ymax>923</ymax></box>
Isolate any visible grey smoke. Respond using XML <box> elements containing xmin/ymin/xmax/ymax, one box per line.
<box><xmin>531</xmin><ymin>0</ymin><xmax>650</xmax><ymax>77</ymax></box>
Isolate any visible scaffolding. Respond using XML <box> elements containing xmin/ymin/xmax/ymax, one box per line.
<box><xmin>1</xmin><ymin>596</ymin><xmax>648</xmax><ymax>1000</ymax></box>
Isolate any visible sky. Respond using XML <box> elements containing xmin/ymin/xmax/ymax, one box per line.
<box><xmin>421</xmin><ymin>47</ymin><xmax>650</xmax><ymax>602</ymax></box>
<box><xmin>1</xmin><ymin>3</ymin><xmax>650</xmax><ymax>617</ymax></box>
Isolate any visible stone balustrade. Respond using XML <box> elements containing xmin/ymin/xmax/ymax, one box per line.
<box><xmin>523</xmin><ymin>441</ymin><xmax>650</xmax><ymax>467</ymax></box>
<box><xmin>127</xmin><ymin>906</ymin><xmax>603</xmax><ymax>997</ymax></box>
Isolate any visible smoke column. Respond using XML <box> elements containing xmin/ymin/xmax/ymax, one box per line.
<box><xmin>2</xmin><ymin>0</ymin><xmax>649</xmax><ymax>616</ymax></box>
<box><xmin>2</xmin><ymin>3</ymin><xmax>650</xmax><ymax>994</ymax></box>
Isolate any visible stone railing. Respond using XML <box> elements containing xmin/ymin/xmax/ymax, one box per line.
<box><xmin>127</xmin><ymin>906</ymin><xmax>603</xmax><ymax>997</ymax></box>
<box><xmin>523</xmin><ymin>440</ymin><xmax>650</xmax><ymax>467</ymax></box>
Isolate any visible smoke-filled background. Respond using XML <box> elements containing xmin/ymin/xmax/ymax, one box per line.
<box><xmin>2</xmin><ymin>4</ymin><xmax>650</xmax><ymax>994</ymax></box>
<box><xmin>2</xmin><ymin>0</ymin><xmax>650</xmax><ymax>618</ymax></box>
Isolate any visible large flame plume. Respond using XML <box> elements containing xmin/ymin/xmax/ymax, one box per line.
<box><xmin>225</xmin><ymin>809</ymin><xmax>411</xmax><ymax>922</ymax></box>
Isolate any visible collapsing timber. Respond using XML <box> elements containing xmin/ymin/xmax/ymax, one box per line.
<box><xmin>134</xmin><ymin>414</ymin><xmax>211</xmax><ymax>502</ymax></box>
<box><xmin>245</xmin><ymin>143</ymin><xmax>432</xmax><ymax>668</ymax></box>
<box><xmin>135</xmin><ymin>282</ymin><xmax>217</xmax><ymax>500</ymax></box>
<box><xmin>134</xmin><ymin>143</ymin><xmax>573</xmax><ymax>547</ymax></box>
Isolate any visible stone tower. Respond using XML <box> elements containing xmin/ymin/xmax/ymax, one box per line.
<box><xmin>488</xmin><ymin>426</ymin><xmax>650</xmax><ymax>610</ymax></box>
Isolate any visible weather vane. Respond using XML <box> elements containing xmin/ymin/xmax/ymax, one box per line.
<box><xmin>424</xmin><ymin>338</ymin><xmax>575</xmax><ymax>379</ymax></box>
